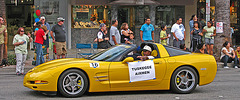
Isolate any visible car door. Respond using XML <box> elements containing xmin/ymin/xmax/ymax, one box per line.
<box><xmin>108</xmin><ymin>58</ymin><xmax>167</xmax><ymax>89</ymax></box>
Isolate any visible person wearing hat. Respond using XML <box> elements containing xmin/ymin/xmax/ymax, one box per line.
<box><xmin>136</xmin><ymin>45</ymin><xmax>155</xmax><ymax>61</ymax></box>
<box><xmin>96</xmin><ymin>23</ymin><xmax>109</xmax><ymax>50</ymax></box>
<box><xmin>40</xmin><ymin>16</ymin><xmax>51</xmax><ymax>59</ymax></box>
<box><xmin>50</xmin><ymin>17</ymin><xmax>67</xmax><ymax>59</ymax></box>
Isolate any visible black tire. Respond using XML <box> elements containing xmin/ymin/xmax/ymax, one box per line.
<box><xmin>170</xmin><ymin>66</ymin><xmax>198</xmax><ymax>94</ymax></box>
<box><xmin>58</xmin><ymin>69</ymin><xmax>88</xmax><ymax>97</ymax></box>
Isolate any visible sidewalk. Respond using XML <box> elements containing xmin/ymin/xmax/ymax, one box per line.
<box><xmin>2</xmin><ymin>49</ymin><xmax>79</xmax><ymax>69</ymax></box>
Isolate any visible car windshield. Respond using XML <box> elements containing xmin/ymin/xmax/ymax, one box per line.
<box><xmin>88</xmin><ymin>45</ymin><xmax>133</xmax><ymax>61</ymax></box>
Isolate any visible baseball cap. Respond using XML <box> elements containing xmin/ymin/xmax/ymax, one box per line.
<box><xmin>143</xmin><ymin>45</ymin><xmax>152</xmax><ymax>52</ymax></box>
<box><xmin>57</xmin><ymin>17</ymin><xmax>65</xmax><ymax>22</ymax></box>
<box><xmin>40</xmin><ymin>16</ymin><xmax>45</xmax><ymax>20</ymax></box>
<box><xmin>99</xmin><ymin>23</ymin><xmax>106</xmax><ymax>29</ymax></box>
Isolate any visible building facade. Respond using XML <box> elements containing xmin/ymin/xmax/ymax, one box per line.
<box><xmin>2</xmin><ymin>0</ymin><xmax>235</xmax><ymax>49</ymax></box>
<box><xmin>34</xmin><ymin>0</ymin><xmax>197</xmax><ymax>49</ymax></box>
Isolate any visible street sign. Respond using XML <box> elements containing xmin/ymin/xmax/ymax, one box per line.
<box><xmin>206</xmin><ymin>0</ymin><xmax>210</xmax><ymax>26</ymax></box>
<box><xmin>206</xmin><ymin>0</ymin><xmax>210</xmax><ymax>15</ymax></box>
<box><xmin>216</xmin><ymin>22</ymin><xmax>223</xmax><ymax>33</ymax></box>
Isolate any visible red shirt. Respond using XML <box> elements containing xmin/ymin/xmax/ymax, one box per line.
<box><xmin>35</xmin><ymin>28</ymin><xmax>45</xmax><ymax>44</ymax></box>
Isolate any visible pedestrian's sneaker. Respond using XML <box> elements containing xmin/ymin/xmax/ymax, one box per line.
<box><xmin>234</xmin><ymin>66</ymin><xmax>238</xmax><ymax>69</ymax></box>
<box><xmin>21</xmin><ymin>73</ymin><xmax>25</xmax><ymax>75</ymax></box>
<box><xmin>16</xmin><ymin>72</ymin><xmax>21</xmax><ymax>76</ymax></box>
<box><xmin>224</xmin><ymin>66</ymin><xmax>229</xmax><ymax>68</ymax></box>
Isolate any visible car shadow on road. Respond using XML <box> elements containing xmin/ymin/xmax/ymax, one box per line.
<box><xmin>25</xmin><ymin>89</ymin><xmax>206</xmax><ymax>98</ymax></box>
<box><xmin>85</xmin><ymin>90</ymin><xmax>172</xmax><ymax>97</ymax></box>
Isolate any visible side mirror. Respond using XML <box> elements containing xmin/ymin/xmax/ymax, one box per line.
<box><xmin>122</xmin><ymin>57</ymin><xmax>134</xmax><ymax>63</ymax></box>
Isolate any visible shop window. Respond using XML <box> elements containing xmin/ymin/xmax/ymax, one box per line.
<box><xmin>230</xmin><ymin>0</ymin><xmax>238</xmax><ymax>25</ymax></box>
<box><xmin>155</xmin><ymin>6</ymin><xmax>174</xmax><ymax>27</ymax></box>
<box><xmin>135</xmin><ymin>6</ymin><xmax>150</xmax><ymax>26</ymax></box>
<box><xmin>72</xmin><ymin>5</ymin><xmax>111</xmax><ymax>28</ymax></box>
<box><xmin>155</xmin><ymin>6</ymin><xmax>185</xmax><ymax>28</ymax></box>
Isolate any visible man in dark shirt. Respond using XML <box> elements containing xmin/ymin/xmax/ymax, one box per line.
<box><xmin>50</xmin><ymin>17</ymin><xmax>67</xmax><ymax>59</ymax></box>
<box><xmin>97</xmin><ymin>23</ymin><xmax>109</xmax><ymax>49</ymax></box>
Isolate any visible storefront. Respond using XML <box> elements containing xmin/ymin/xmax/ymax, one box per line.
<box><xmin>70</xmin><ymin>0</ymin><xmax>191</xmax><ymax>47</ymax></box>
<box><xmin>5</xmin><ymin>0</ymin><xmax>35</xmax><ymax>50</ymax></box>
<box><xmin>33</xmin><ymin>0</ymin><xmax>196</xmax><ymax>49</ymax></box>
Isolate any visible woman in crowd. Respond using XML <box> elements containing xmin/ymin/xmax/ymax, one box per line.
<box><xmin>189</xmin><ymin>14</ymin><xmax>198</xmax><ymax>33</ymax></box>
<box><xmin>202</xmin><ymin>21</ymin><xmax>216</xmax><ymax>55</ymax></box>
<box><xmin>220</xmin><ymin>41</ymin><xmax>239</xmax><ymax>69</ymax></box>
<box><xmin>189</xmin><ymin>15</ymin><xmax>198</xmax><ymax>42</ymax></box>
<box><xmin>191</xmin><ymin>21</ymin><xmax>203</xmax><ymax>52</ymax></box>
<box><xmin>120</xmin><ymin>23</ymin><xmax>133</xmax><ymax>43</ymax></box>
<box><xmin>13</xmin><ymin>27</ymin><xmax>33</xmax><ymax>75</ymax></box>
<box><xmin>195</xmin><ymin>43</ymin><xmax>208</xmax><ymax>54</ymax></box>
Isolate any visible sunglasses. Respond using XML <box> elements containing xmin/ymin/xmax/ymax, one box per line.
<box><xmin>20</xmin><ymin>31</ymin><xmax>24</xmax><ymax>32</ymax></box>
<box><xmin>143</xmin><ymin>50</ymin><xmax>149</xmax><ymax>52</ymax></box>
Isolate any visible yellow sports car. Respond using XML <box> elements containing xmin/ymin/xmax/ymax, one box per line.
<box><xmin>24</xmin><ymin>43</ymin><xmax>217</xmax><ymax>97</ymax></box>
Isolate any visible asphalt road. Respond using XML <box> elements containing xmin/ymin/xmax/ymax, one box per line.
<box><xmin>0</xmin><ymin>68</ymin><xmax>240</xmax><ymax>100</ymax></box>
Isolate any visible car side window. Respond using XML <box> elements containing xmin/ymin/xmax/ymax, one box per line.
<box><xmin>164</xmin><ymin>46</ymin><xmax>190</xmax><ymax>57</ymax></box>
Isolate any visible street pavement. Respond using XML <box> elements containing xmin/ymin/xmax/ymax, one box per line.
<box><xmin>1</xmin><ymin>49</ymin><xmax>240</xmax><ymax>100</ymax></box>
<box><xmin>1</xmin><ymin>64</ymin><xmax>240</xmax><ymax>100</ymax></box>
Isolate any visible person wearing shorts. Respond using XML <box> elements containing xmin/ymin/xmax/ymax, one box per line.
<box><xmin>55</xmin><ymin>41</ymin><xmax>67</xmax><ymax>56</ymax></box>
<box><xmin>203</xmin><ymin>21</ymin><xmax>216</xmax><ymax>55</ymax></box>
<box><xmin>50</xmin><ymin>17</ymin><xmax>67</xmax><ymax>59</ymax></box>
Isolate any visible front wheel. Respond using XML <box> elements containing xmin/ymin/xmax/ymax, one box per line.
<box><xmin>170</xmin><ymin>66</ymin><xmax>198</xmax><ymax>94</ymax></box>
<box><xmin>58</xmin><ymin>69</ymin><xmax>88</xmax><ymax>97</ymax></box>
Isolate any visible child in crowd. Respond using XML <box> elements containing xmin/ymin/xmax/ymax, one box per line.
<box><xmin>128</xmin><ymin>34</ymin><xmax>135</xmax><ymax>44</ymax></box>
<box><xmin>35</xmin><ymin>22</ymin><xmax>46</xmax><ymax>66</ymax></box>
<box><xmin>125</xmin><ymin>34</ymin><xmax>135</xmax><ymax>44</ymax></box>
<box><xmin>235</xmin><ymin>46</ymin><xmax>240</xmax><ymax>62</ymax></box>
<box><xmin>160</xmin><ymin>25</ymin><xmax>169</xmax><ymax>45</ymax></box>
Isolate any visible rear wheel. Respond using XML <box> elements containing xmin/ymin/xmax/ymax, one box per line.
<box><xmin>58</xmin><ymin>69</ymin><xmax>88</xmax><ymax>97</ymax></box>
<box><xmin>170</xmin><ymin>66</ymin><xmax>198</xmax><ymax>94</ymax></box>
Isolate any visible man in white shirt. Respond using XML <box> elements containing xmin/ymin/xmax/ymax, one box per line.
<box><xmin>109</xmin><ymin>19</ymin><xmax>120</xmax><ymax>46</ymax></box>
<box><xmin>171</xmin><ymin>18</ymin><xmax>185</xmax><ymax>48</ymax></box>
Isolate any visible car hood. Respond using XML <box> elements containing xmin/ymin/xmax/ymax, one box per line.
<box><xmin>29</xmin><ymin>58</ymin><xmax>97</xmax><ymax>73</ymax></box>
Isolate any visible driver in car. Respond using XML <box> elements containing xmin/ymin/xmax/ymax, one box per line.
<box><xmin>136</xmin><ymin>45</ymin><xmax>155</xmax><ymax>61</ymax></box>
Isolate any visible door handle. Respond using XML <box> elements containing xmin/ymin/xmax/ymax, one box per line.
<box><xmin>154</xmin><ymin>61</ymin><xmax>162</xmax><ymax>64</ymax></box>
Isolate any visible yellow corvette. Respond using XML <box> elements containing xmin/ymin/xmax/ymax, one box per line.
<box><xmin>24</xmin><ymin>43</ymin><xmax>217</xmax><ymax>97</ymax></box>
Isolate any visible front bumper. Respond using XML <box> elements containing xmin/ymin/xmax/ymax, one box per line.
<box><xmin>23</xmin><ymin>72</ymin><xmax>58</xmax><ymax>92</ymax></box>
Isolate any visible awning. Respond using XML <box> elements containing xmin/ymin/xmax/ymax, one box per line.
<box><xmin>70</xmin><ymin>0</ymin><xmax>109</xmax><ymax>5</ymax></box>
<box><xmin>156</xmin><ymin>0</ymin><xmax>194</xmax><ymax>5</ymax></box>
<box><xmin>70</xmin><ymin>0</ymin><xmax>194</xmax><ymax>5</ymax></box>
<box><xmin>108</xmin><ymin>0</ymin><xmax>160</xmax><ymax>5</ymax></box>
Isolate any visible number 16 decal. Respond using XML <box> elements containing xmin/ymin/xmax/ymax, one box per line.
<box><xmin>90</xmin><ymin>63</ymin><xmax>100</xmax><ymax>68</ymax></box>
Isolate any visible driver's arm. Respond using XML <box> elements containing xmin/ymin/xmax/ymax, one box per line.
<box><xmin>147</xmin><ymin>56</ymin><xmax>155</xmax><ymax>59</ymax></box>
<box><xmin>137</xmin><ymin>56</ymin><xmax>155</xmax><ymax>61</ymax></box>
